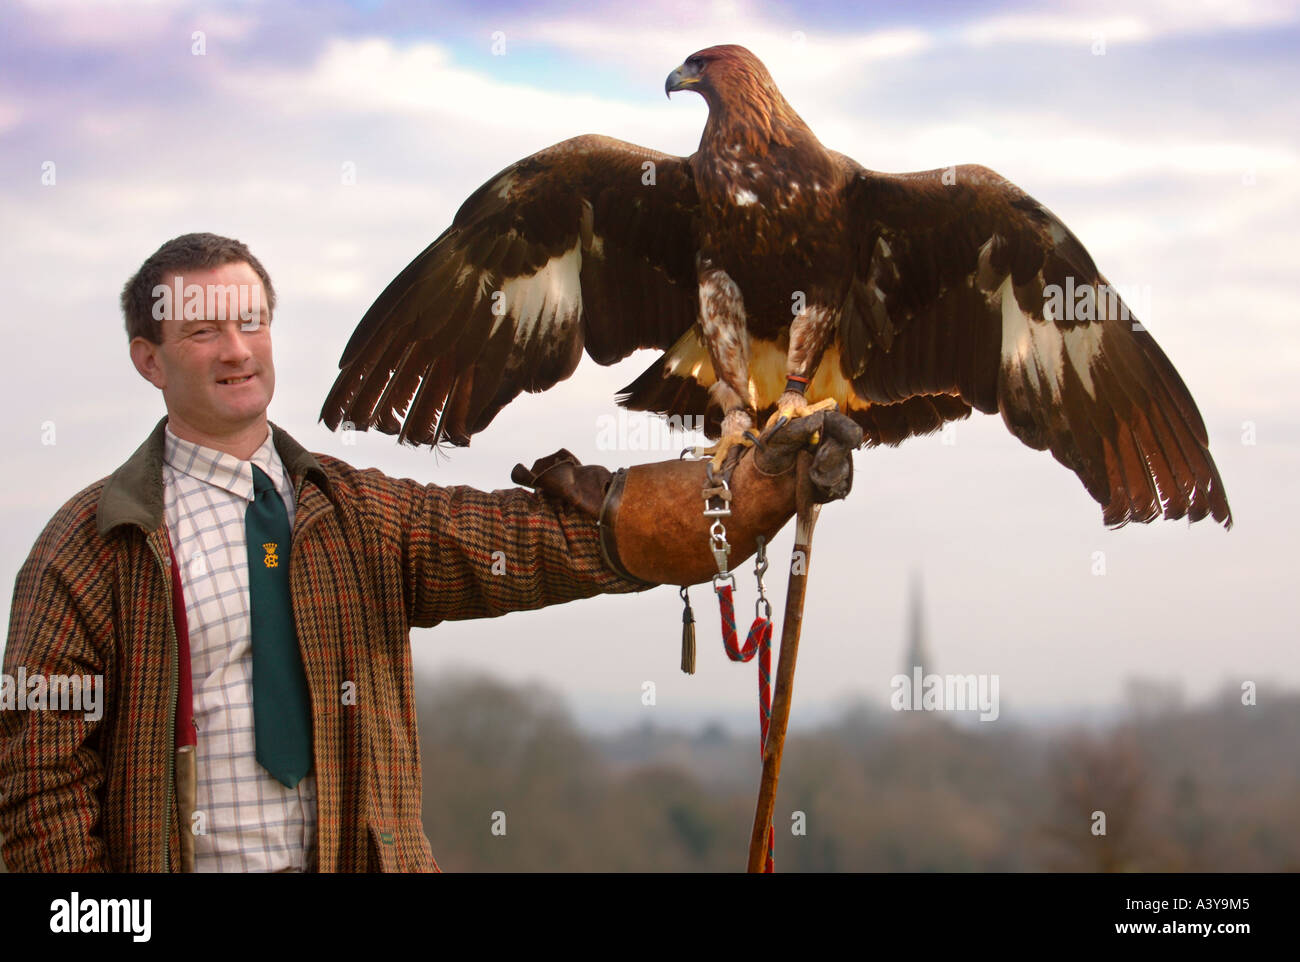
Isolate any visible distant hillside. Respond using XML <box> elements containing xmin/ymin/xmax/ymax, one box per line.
<box><xmin>4</xmin><ymin>674</ymin><xmax>1291</xmax><ymax>872</ymax></box>
<box><xmin>414</xmin><ymin>672</ymin><xmax>1300</xmax><ymax>871</ymax></box>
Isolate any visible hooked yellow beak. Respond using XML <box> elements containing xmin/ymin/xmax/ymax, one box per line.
<box><xmin>665</xmin><ymin>62</ymin><xmax>702</xmax><ymax>98</ymax></box>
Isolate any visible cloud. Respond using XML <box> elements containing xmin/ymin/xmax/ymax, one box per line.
<box><xmin>525</xmin><ymin>16</ymin><xmax>935</xmax><ymax>90</ymax></box>
<box><xmin>960</xmin><ymin>0</ymin><xmax>1298</xmax><ymax>46</ymax></box>
<box><xmin>221</xmin><ymin>35</ymin><xmax>702</xmax><ymax>155</ymax></box>
<box><xmin>14</xmin><ymin>0</ymin><xmax>257</xmax><ymax>48</ymax></box>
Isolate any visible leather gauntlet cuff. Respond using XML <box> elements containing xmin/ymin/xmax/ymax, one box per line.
<box><xmin>516</xmin><ymin>411</ymin><xmax>862</xmax><ymax>588</ymax></box>
<box><xmin>596</xmin><ymin>452</ymin><xmax>801</xmax><ymax>587</ymax></box>
<box><xmin>597</xmin><ymin>468</ymin><xmax>658</xmax><ymax>588</ymax></box>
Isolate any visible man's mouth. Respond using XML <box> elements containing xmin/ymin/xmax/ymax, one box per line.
<box><xmin>218</xmin><ymin>374</ymin><xmax>254</xmax><ymax>385</ymax></box>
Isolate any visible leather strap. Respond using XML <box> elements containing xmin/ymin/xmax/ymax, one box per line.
<box><xmin>597</xmin><ymin>468</ymin><xmax>657</xmax><ymax>587</ymax></box>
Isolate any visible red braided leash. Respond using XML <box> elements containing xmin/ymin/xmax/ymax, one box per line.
<box><xmin>690</xmin><ymin>452</ymin><xmax>777</xmax><ymax>872</ymax></box>
<box><xmin>715</xmin><ymin>572</ymin><xmax>776</xmax><ymax>872</ymax></box>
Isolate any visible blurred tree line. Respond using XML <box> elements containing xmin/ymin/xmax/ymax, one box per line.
<box><xmin>2</xmin><ymin>674</ymin><xmax>1292</xmax><ymax>872</ymax></box>
<box><xmin>416</xmin><ymin>672</ymin><xmax>1300</xmax><ymax>871</ymax></box>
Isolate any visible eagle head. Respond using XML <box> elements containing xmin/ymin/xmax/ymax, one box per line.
<box><xmin>665</xmin><ymin>44</ymin><xmax>774</xmax><ymax>103</ymax></box>
<box><xmin>665</xmin><ymin>44</ymin><xmax>807</xmax><ymax>152</ymax></box>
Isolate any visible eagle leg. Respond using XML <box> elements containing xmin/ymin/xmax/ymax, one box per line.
<box><xmin>764</xmin><ymin>304</ymin><xmax>841</xmax><ymax>431</ymax></box>
<box><xmin>692</xmin><ymin>267</ymin><xmax>757</xmax><ymax>469</ymax></box>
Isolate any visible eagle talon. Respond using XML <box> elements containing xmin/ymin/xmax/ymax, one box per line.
<box><xmin>763</xmin><ymin>394</ymin><xmax>838</xmax><ymax>434</ymax></box>
<box><xmin>692</xmin><ymin>429</ymin><xmax>755</xmax><ymax>472</ymax></box>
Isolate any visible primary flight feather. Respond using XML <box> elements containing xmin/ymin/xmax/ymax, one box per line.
<box><xmin>320</xmin><ymin>43</ymin><xmax>1231</xmax><ymax>529</ymax></box>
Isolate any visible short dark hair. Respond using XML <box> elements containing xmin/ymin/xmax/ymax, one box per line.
<box><xmin>121</xmin><ymin>232</ymin><xmax>277</xmax><ymax>344</ymax></box>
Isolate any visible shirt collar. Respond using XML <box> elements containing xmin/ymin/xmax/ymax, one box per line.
<box><xmin>97</xmin><ymin>416</ymin><xmax>333</xmax><ymax>538</ymax></box>
<box><xmin>163</xmin><ymin>422</ymin><xmax>289</xmax><ymax>504</ymax></box>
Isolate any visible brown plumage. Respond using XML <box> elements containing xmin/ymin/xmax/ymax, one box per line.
<box><xmin>320</xmin><ymin>43</ymin><xmax>1232</xmax><ymax>529</ymax></box>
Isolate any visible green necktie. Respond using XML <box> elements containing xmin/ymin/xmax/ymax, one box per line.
<box><xmin>246</xmin><ymin>464</ymin><xmax>313</xmax><ymax>788</ymax></box>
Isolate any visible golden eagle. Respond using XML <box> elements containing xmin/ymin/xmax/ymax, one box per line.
<box><xmin>321</xmin><ymin>44</ymin><xmax>1231</xmax><ymax>529</ymax></box>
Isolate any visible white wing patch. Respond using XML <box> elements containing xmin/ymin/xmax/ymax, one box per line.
<box><xmin>496</xmin><ymin>243</ymin><xmax>584</xmax><ymax>339</ymax></box>
<box><xmin>494</xmin><ymin>172</ymin><xmax>517</xmax><ymax>200</ymax></box>
<box><xmin>732</xmin><ymin>188</ymin><xmax>759</xmax><ymax>206</ymax></box>
<box><xmin>998</xmin><ymin>275</ymin><xmax>1100</xmax><ymax>401</ymax></box>
<box><xmin>1061</xmin><ymin>323</ymin><xmax>1102</xmax><ymax>399</ymax></box>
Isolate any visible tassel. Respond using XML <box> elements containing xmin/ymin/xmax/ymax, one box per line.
<box><xmin>680</xmin><ymin>586</ymin><xmax>696</xmax><ymax>675</ymax></box>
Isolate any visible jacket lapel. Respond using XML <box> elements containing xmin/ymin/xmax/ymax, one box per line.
<box><xmin>97</xmin><ymin>416</ymin><xmax>335</xmax><ymax>537</ymax></box>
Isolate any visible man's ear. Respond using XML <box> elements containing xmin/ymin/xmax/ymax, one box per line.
<box><xmin>129</xmin><ymin>337</ymin><xmax>167</xmax><ymax>390</ymax></box>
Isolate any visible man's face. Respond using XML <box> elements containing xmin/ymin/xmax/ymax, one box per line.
<box><xmin>130</xmin><ymin>260</ymin><xmax>275</xmax><ymax>442</ymax></box>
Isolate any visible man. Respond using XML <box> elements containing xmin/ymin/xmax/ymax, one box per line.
<box><xmin>0</xmin><ymin>232</ymin><xmax>858</xmax><ymax>872</ymax></box>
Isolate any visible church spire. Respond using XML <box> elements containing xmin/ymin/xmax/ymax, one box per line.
<box><xmin>904</xmin><ymin>570</ymin><xmax>930</xmax><ymax>676</ymax></box>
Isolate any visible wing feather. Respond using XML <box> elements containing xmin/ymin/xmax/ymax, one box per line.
<box><xmin>321</xmin><ymin>134</ymin><xmax>700</xmax><ymax>447</ymax></box>
<box><xmin>839</xmin><ymin>156</ymin><xmax>1231</xmax><ymax>527</ymax></box>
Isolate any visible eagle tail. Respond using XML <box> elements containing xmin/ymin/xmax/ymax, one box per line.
<box><xmin>616</xmin><ymin>331</ymin><xmax>725</xmax><ymax>437</ymax></box>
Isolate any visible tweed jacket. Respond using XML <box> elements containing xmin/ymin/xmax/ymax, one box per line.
<box><xmin>0</xmin><ymin>417</ymin><xmax>651</xmax><ymax>872</ymax></box>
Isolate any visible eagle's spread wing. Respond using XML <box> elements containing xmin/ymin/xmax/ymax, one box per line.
<box><xmin>320</xmin><ymin>134</ymin><xmax>700</xmax><ymax>446</ymax></box>
<box><xmin>838</xmin><ymin>158</ymin><xmax>1232</xmax><ymax>528</ymax></box>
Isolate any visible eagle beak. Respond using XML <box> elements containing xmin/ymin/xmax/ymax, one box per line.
<box><xmin>665</xmin><ymin>63</ymin><xmax>701</xmax><ymax>98</ymax></box>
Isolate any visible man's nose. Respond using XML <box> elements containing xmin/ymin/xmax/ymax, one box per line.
<box><xmin>216</xmin><ymin>324</ymin><xmax>254</xmax><ymax>363</ymax></box>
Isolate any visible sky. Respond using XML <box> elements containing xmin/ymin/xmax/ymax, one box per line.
<box><xmin>1</xmin><ymin>0</ymin><xmax>1297</xmax><ymax>734</ymax></box>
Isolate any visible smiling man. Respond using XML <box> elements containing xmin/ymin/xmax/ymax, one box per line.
<box><xmin>0</xmin><ymin>232</ymin><xmax>859</xmax><ymax>872</ymax></box>
<box><xmin>132</xmin><ymin>256</ymin><xmax>277</xmax><ymax>460</ymax></box>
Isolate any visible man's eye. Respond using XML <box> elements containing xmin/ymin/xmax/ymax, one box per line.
<box><xmin>193</xmin><ymin>327</ymin><xmax>217</xmax><ymax>337</ymax></box>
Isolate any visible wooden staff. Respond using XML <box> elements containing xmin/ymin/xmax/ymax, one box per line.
<box><xmin>747</xmin><ymin>449</ymin><xmax>821</xmax><ymax>872</ymax></box>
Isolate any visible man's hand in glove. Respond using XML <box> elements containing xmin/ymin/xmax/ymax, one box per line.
<box><xmin>512</xmin><ymin>409</ymin><xmax>863</xmax><ymax>587</ymax></box>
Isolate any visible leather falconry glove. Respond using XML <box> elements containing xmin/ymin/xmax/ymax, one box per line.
<box><xmin>511</xmin><ymin>409</ymin><xmax>863</xmax><ymax>587</ymax></box>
